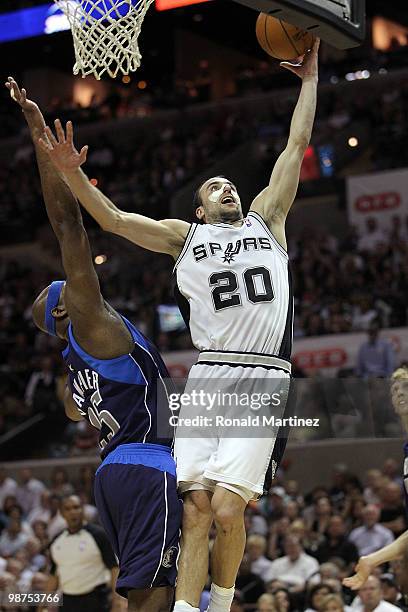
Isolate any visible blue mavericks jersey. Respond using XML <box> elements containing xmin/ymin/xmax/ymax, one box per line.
<box><xmin>62</xmin><ymin>316</ymin><xmax>174</xmax><ymax>460</ymax></box>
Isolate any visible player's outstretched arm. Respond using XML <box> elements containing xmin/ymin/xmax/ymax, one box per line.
<box><xmin>250</xmin><ymin>39</ymin><xmax>319</xmax><ymax>245</ymax></box>
<box><xmin>7</xmin><ymin>78</ymin><xmax>131</xmax><ymax>358</ymax></box>
<box><xmin>343</xmin><ymin>530</ymin><xmax>408</xmax><ymax>590</ymax></box>
<box><xmin>37</xmin><ymin>120</ymin><xmax>190</xmax><ymax>258</ymax></box>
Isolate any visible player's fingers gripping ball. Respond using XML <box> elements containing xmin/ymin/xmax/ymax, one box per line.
<box><xmin>256</xmin><ymin>13</ymin><xmax>315</xmax><ymax>60</ymax></box>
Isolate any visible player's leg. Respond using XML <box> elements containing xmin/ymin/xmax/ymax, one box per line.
<box><xmin>209</xmin><ymin>485</ymin><xmax>247</xmax><ymax>611</ymax></box>
<box><xmin>174</xmin><ymin>488</ymin><xmax>213</xmax><ymax>611</ymax></box>
<box><xmin>174</xmin><ymin>371</ymin><xmax>219</xmax><ymax>611</ymax></box>
<box><xmin>94</xmin><ymin>459</ymin><xmax>181</xmax><ymax>604</ymax></box>
<box><xmin>128</xmin><ymin>586</ymin><xmax>173</xmax><ymax>612</ymax></box>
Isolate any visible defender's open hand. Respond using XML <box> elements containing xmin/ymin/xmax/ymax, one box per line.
<box><xmin>5</xmin><ymin>76</ymin><xmax>39</xmax><ymax>114</ymax></box>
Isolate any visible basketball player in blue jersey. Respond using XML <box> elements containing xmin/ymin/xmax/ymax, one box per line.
<box><xmin>38</xmin><ymin>39</ymin><xmax>319</xmax><ymax>612</ymax></box>
<box><xmin>343</xmin><ymin>366</ymin><xmax>408</xmax><ymax>597</ymax></box>
<box><xmin>6</xmin><ymin>77</ymin><xmax>181</xmax><ymax>612</ymax></box>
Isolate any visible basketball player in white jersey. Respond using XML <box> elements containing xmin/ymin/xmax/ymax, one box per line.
<box><xmin>39</xmin><ymin>39</ymin><xmax>319</xmax><ymax>612</ymax></box>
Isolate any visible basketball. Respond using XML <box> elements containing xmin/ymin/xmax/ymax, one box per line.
<box><xmin>256</xmin><ymin>13</ymin><xmax>315</xmax><ymax>60</ymax></box>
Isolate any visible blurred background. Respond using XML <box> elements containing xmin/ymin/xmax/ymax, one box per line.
<box><xmin>1</xmin><ymin>1</ymin><xmax>408</xmax><ymax>609</ymax></box>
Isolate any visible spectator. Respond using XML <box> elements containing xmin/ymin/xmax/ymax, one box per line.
<box><xmin>257</xmin><ymin>592</ymin><xmax>279</xmax><ymax>611</ymax></box>
<box><xmin>349</xmin><ymin>505</ymin><xmax>394</xmax><ymax>556</ymax></box>
<box><xmin>0</xmin><ymin>468</ymin><xmax>17</xmax><ymax>510</ymax></box>
<box><xmin>357</xmin><ymin>218</ymin><xmax>387</xmax><ymax>253</ymax></box>
<box><xmin>315</xmin><ymin>516</ymin><xmax>359</xmax><ymax>569</ymax></box>
<box><xmin>309</xmin><ymin>497</ymin><xmax>333</xmax><ymax>539</ymax></box>
<box><xmin>236</xmin><ymin>553</ymin><xmax>265</xmax><ymax>606</ymax></box>
<box><xmin>364</xmin><ymin>470</ymin><xmax>384</xmax><ymax>506</ymax></box>
<box><xmin>353</xmin><ymin>575</ymin><xmax>401</xmax><ymax>611</ymax></box>
<box><xmin>356</xmin><ymin>323</ymin><xmax>395</xmax><ymax>379</ymax></box>
<box><xmin>247</xmin><ymin>534</ymin><xmax>274</xmax><ymax>582</ymax></box>
<box><xmin>32</xmin><ymin>519</ymin><xmax>49</xmax><ymax>550</ymax></box>
<box><xmin>261</xmin><ymin>487</ymin><xmax>287</xmax><ymax>521</ymax></box>
<box><xmin>27</xmin><ymin>490</ymin><xmax>52</xmax><ymax>525</ymax></box>
<box><xmin>47</xmin><ymin>494</ymin><xmax>67</xmax><ymax>540</ymax></box>
<box><xmin>20</xmin><ymin>537</ymin><xmax>46</xmax><ymax>572</ymax></box>
<box><xmin>0</xmin><ymin>518</ymin><xmax>29</xmax><ymax>558</ymax></box>
<box><xmin>265</xmin><ymin>536</ymin><xmax>320</xmax><ymax>590</ymax></box>
<box><xmin>271</xmin><ymin>587</ymin><xmax>292</xmax><ymax>612</ymax></box>
<box><xmin>379</xmin><ymin>484</ymin><xmax>407</xmax><ymax>538</ymax></box>
<box><xmin>5</xmin><ymin>503</ymin><xmax>33</xmax><ymax>537</ymax></box>
<box><xmin>50</xmin><ymin>468</ymin><xmax>75</xmax><ymax>498</ymax></box>
<box><xmin>16</xmin><ymin>469</ymin><xmax>46</xmax><ymax>515</ymax></box>
<box><xmin>379</xmin><ymin>574</ymin><xmax>408</xmax><ymax>610</ymax></box>
<box><xmin>382</xmin><ymin>460</ymin><xmax>402</xmax><ymax>487</ymax></box>
<box><xmin>320</xmin><ymin>593</ymin><xmax>349</xmax><ymax>611</ymax></box>
<box><xmin>24</xmin><ymin>356</ymin><xmax>58</xmax><ymax>412</ymax></box>
<box><xmin>305</xmin><ymin>583</ymin><xmax>335</xmax><ymax>612</ymax></box>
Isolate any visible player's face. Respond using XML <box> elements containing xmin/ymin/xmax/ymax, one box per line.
<box><xmin>391</xmin><ymin>378</ymin><xmax>408</xmax><ymax>413</ymax></box>
<box><xmin>198</xmin><ymin>177</ymin><xmax>243</xmax><ymax>223</ymax></box>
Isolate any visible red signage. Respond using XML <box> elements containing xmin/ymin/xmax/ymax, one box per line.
<box><xmin>294</xmin><ymin>348</ymin><xmax>347</xmax><ymax>370</ymax></box>
<box><xmin>156</xmin><ymin>0</ymin><xmax>211</xmax><ymax>10</ymax></box>
<box><xmin>354</xmin><ymin>192</ymin><xmax>401</xmax><ymax>213</ymax></box>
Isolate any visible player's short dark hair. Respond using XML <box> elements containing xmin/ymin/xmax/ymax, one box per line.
<box><xmin>192</xmin><ymin>175</ymin><xmax>226</xmax><ymax>221</ymax></box>
<box><xmin>192</xmin><ymin>185</ymin><xmax>203</xmax><ymax>214</ymax></box>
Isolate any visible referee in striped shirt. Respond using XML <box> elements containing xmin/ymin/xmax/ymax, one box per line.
<box><xmin>41</xmin><ymin>495</ymin><xmax>120</xmax><ymax>612</ymax></box>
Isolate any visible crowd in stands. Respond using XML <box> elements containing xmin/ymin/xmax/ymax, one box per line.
<box><xmin>1</xmin><ymin>68</ymin><xmax>408</xmax><ymax>247</ymax></box>
<box><xmin>0</xmin><ymin>460</ymin><xmax>407</xmax><ymax>611</ymax></box>
<box><xmin>291</xmin><ymin>216</ymin><xmax>408</xmax><ymax>338</ymax></box>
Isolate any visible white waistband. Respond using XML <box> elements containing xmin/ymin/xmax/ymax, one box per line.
<box><xmin>197</xmin><ymin>350</ymin><xmax>291</xmax><ymax>373</ymax></box>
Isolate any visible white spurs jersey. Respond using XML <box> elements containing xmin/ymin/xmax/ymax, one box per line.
<box><xmin>174</xmin><ymin>211</ymin><xmax>293</xmax><ymax>360</ymax></box>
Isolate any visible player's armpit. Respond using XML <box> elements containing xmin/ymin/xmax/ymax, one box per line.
<box><xmin>249</xmin><ymin>183</ymin><xmax>288</xmax><ymax>251</ymax></box>
<box><xmin>115</xmin><ymin>212</ymin><xmax>190</xmax><ymax>258</ymax></box>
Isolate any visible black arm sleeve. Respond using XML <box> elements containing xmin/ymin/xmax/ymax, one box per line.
<box><xmin>85</xmin><ymin>523</ymin><xmax>118</xmax><ymax>569</ymax></box>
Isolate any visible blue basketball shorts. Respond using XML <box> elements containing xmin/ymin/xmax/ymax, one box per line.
<box><xmin>94</xmin><ymin>443</ymin><xmax>182</xmax><ymax>597</ymax></box>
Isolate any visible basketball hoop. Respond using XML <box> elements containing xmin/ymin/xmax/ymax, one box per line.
<box><xmin>54</xmin><ymin>0</ymin><xmax>154</xmax><ymax>80</ymax></box>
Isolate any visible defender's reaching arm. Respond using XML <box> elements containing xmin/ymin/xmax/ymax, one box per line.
<box><xmin>343</xmin><ymin>531</ymin><xmax>408</xmax><ymax>590</ymax></box>
<box><xmin>6</xmin><ymin>77</ymin><xmax>132</xmax><ymax>360</ymax></box>
<box><xmin>37</xmin><ymin>121</ymin><xmax>189</xmax><ymax>257</ymax></box>
<box><xmin>343</xmin><ymin>370</ymin><xmax>408</xmax><ymax>591</ymax></box>
<box><xmin>250</xmin><ymin>39</ymin><xmax>319</xmax><ymax>248</ymax></box>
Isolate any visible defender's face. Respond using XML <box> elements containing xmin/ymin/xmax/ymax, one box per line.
<box><xmin>198</xmin><ymin>177</ymin><xmax>243</xmax><ymax>223</ymax></box>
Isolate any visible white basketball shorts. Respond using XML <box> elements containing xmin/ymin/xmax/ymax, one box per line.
<box><xmin>174</xmin><ymin>350</ymin><xmax>291</xmax><ymax>502</ymax></box>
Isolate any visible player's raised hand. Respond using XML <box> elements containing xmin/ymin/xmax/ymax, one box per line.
<box><xmin>5</xmin><ymin>76</ymin><xmax>39</xmax><ymax>114</ymax></box>
<box><xmin>342</xmin><ymin>556</ymin><xmax>373</xmax><ymax>590</ymax></box>
<box><xmin>280</xmin><ymin>37</ymin><xmax>320</xmax><ymax>81</ymax></box>
<box><xmin>38</xmin><ymin>119</ymin><xmax>89</xmax><ymax>174</ymax></box>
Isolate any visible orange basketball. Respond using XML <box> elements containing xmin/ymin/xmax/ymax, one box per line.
<box><xmin>256</xmin><ymin>13</ymin><xmax>315</xmax><ymax>60</ymax></box>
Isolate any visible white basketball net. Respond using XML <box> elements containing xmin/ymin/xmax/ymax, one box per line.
<box><xmin>54</xmin><ymin>0</ymin><xmax>154</xmax><ymax>80</ymax></box>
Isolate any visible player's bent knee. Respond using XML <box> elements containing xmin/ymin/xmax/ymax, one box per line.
<box><xmin>211</xmin><ymin>489</ymin><xmax>247</xmax><ymax>533</ymax></box>
<box><xmin>212</xmin><ymin>505</ymin><xmax>244</xmax><ymax>533</ymax></box>
<box><xmin>182</xmin><ymin>490</ymin><xmax>213</xmax><ymax>532</ymax></box>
